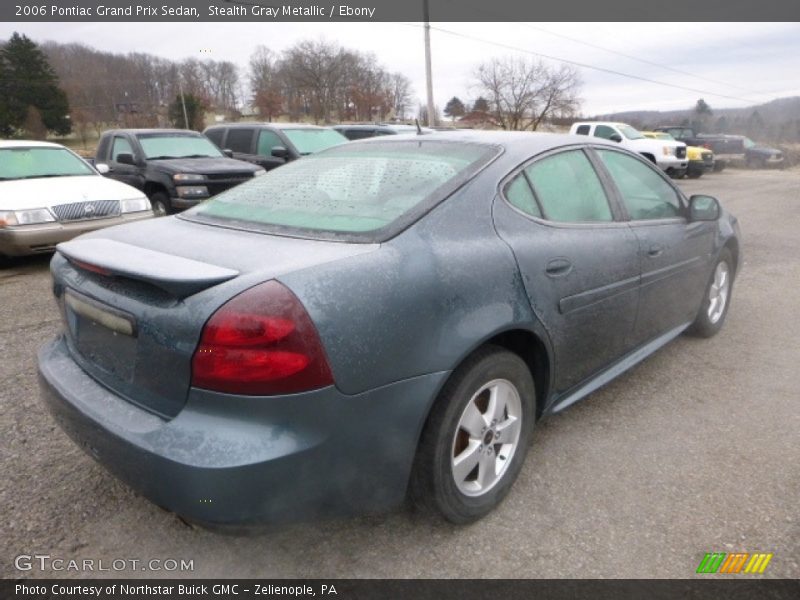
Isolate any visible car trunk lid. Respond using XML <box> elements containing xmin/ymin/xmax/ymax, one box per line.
<box><xmin>52</xmin><ymin>217</ymin><xmax>378</xmax><ymax>418</ymax></box>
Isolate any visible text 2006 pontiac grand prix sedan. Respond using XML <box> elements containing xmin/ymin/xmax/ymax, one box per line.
<box><xmin>38</xmin><ymin>131</ymin><xmax>740</xmax><ymax>527</ymax></box>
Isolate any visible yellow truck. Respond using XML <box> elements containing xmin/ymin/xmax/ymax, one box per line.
<box><xmin>642</xmin><ymin>131</ymin><xmax>715</xmax><ymax>178</ymax></box>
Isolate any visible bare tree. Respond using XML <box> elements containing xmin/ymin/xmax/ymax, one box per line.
<box><xmin>390</xmin><ymin>73</ymin><xmax>414</xmax><ymax>121</ymax></box>
<box><xmin>474</xmin><ymin>57</ymin><xmax>581</xmax><ymax>131</ymax></box>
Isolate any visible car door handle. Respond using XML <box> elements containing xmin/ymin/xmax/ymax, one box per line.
<box><xmin>545</xmin><ymin>258</ymin><xmax>573</xmax><ymax>277</ymax></box>
<box><xmin>648</xmin><ymin>244</ymin><xmax>664</xmax><ymax>257</ymax></box>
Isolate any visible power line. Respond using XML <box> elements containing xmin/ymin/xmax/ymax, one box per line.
<box><xmin>401</xmin><ymin>22</ymin><xmax>762</xmax><ymax>105</ymax></box>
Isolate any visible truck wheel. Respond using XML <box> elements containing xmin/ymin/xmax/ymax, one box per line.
<box><xmin>149</xmin><ymin>191</ymin><xmax>170</xmax><ymax>216</ymax></box>
<box><xmin>713</xmin><ymin>161</ymin><xmax>726</xmax><ymax>173</ymax></box>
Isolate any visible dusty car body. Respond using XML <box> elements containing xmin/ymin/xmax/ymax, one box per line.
<box><xmin>38</xmin><ymin>131</ymin><xmax>740</xmax><ymax>527</ymax></box>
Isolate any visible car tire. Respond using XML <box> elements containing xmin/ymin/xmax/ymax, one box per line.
<box><xmin>688</xmin><ymin>248</ymin><xmax>734</xmax><ymax>338</ymax></box>
<box><xmin>687</xmin><ymin>170</ymin><xmax>703</xmax><ymax>179</ymax></box>
<box><xmin>149</xmin><ymin>191</ymin><xmax>171</xmax><ymax>217</ymax></box>
<box><xmin>409</xmin><ymin>346</ymin><xmax>536</xmax><ymax>524</ymax></box>
<box><xmin>713</xmin><ymin>161</ymin><xmax>726</xmax><ymax>173</ymax></box>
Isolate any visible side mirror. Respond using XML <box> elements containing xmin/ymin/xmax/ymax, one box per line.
<box><xmin>271</xmin><ymin>146</ymin><xmax>289</xmax><ymax>160</ymax></box>
<box><xmin>95</xmin><ymin>163</ymin><xmax>110</xmax><ymax>174</ymax></box>
<box><xmin>609</xmin><ymin>134</ymin><xmax>623</xmax><ymax>143</ymax></box>
<box><xmin>689</xmin><ymin>195</ymin><xmax>720</xmax><ymax>221</ymax></box>
<box><xmin>222</xmin><ymin>149</ymin><xmax>234</xmax><ymax>158</ymax></box>
<box><xmin>115</xmin><ymin>153</ymin><xmax>136</xmax><ymax>166</ymax></box>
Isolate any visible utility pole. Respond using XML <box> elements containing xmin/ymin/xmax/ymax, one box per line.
<box><xmin>178</xmin><ymin>81</ymin><xmax>190</xmax><ymax>129</ymax></box>
<box><xmin>423</xmin><ymin>0</ymin><xmax>435</xmax><ymax>127</ymax></box>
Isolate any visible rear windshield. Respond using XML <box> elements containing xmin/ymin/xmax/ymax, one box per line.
<box><xmin>282</xmin><ymin>128</ymin><xmax>348</xmax><ymax>154</ymax></box>
<box><xmin>0</xmin><ymin>147</ymin><xmax>94</xmax><ymax>180</ymax></box>
<box><xmin>136</xmin><ymin>133</ymin><xmax>224</xmax><ymax>159</ymax></box>
<box><xmin>186</xmin><ymin>140</ymin><xmax>498</xmax><ymax>241</ymax></box>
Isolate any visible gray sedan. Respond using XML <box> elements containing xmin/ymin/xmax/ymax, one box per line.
<box><xmin>38</xmin><ymin>131</ymin><xmax>740</xmax><ymax>527</ymax></box>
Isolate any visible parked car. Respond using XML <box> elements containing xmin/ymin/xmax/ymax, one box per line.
<box><xmin>570</xmin><ymin>121</ymin><xmax>688</xmax><ymax>178</ymax></box>
<box><xmin>203</xmin><ymin>123</ymin><xmax>347</xmax><ymax>171</ymax></box>
<box><xmin>652</xmin><ymin>126</ymin><xmax>736</xmax><ymax>171</ymax></box>
<box><xmin>39</xmin><ymin>131</ymin><xmax>739</xmax><ymax>527</ymax></box>
<box><xmin>0</xmin><ymin>140</ymin><xmax>152</xmax><ymax>261</ymax></box>
<box><xmin>333</xmin><ymin>123</ymin><xmax>434</xmax><ymax>140</ymax></box>
<box><xmin>642</xmin><ymin>131</ymin><xmax>714</xmax><ymax>178</ymax></box>
<box><xmin>730</xmin><ymin>135</ymin><xmax>785</xmax><ymax>169</ymax></box>
<box><xmin>94</xmin><ymin>129</ymin><xmax>265</xmax><ymax>216</ymax></box>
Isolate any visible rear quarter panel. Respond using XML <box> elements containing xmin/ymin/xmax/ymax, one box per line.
<box><xmin>278</xmin><ymin>174</ymin><xmax>543</xmax><ymax>397</ymax></box>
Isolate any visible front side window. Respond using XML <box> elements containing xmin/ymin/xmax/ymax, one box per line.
<box><xmin>0</xmin><ymin>147</ymin><xmax>95</xmax><ymax>180</ymax></box>
<box><xmin>597</xmin><ymin>149</ymin><xmax>681</xmax><ymax>220</ymax></box>
<box><xmin>136</xmin><ymin>133</ymin><xmax>224</xmax><ymax>159</ymax></box>
<box><xmin>111</xmin><ymin>136</ymin><xmax>134</xmax><ymax>162</ymax></box>
<box><xmin>188</xmin><ymin>141</ymin><xmax>498</xmax><ymax>238</ymax></box>
<box><xmin>524</xmin><ymin>150</ymin><xmax>613</xmax><ymax>223</ymax></box>
<box><xmin>204</xmin><ymin>128</ymin><xmax>224</xmax><ymax>148</ymax></box>
<box><xmin>594</xmin><ymin>125</ymin><xmax>618</xmax><ymax>140</ymax></box>
<box><xmin>256</xmin><ymin>130</ymin><xmax>284</xmax><ymax>156</ymax></box>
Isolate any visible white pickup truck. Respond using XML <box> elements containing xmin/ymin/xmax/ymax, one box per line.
<box><xmin>569</xmin><ymin>121</ymin><xmax>688</xmax><ymax>178</ymax></box>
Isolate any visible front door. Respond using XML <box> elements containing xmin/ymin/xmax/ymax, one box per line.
<box><xmin>593</xmin><ymin>147</ymin><xmax>716</xmax><ymax>344</ymax></box>
<box><xmin>493</xmin><ymin>148</ymin><xmax>641</xmax><ymax>393</ymax></box>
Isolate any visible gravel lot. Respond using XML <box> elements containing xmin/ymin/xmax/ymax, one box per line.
<box><xmin>1</xmin><ymin>168</ymin><xmax>798</xmax><ymax>579</ymax></box>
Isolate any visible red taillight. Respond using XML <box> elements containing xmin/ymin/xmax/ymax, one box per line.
<box><xmin>191</xmin><ymin>281</ymin><xmax>334</xmax><ymax>395</ymax></box>
<box><xmin>70</xmin><ymin>259</ymin><xmax>112</xmax><ymax>276</ymax></box>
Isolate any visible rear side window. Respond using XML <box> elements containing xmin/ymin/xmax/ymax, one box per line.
<box><xmin>256</xmin><ymin>130</ymin><xmax>284</xmax><ymax>156</ymax></box>
<box><xmin>188</xmin><ymin>141</ymin><xmax>498</xmax><ymax>239</ymax></box>
<box><xmin>504</xmin><ymin>174</ymin><xmax>541</xmax><ymax>218</ymax></box>
<box><xmin>575</xmin><ymin>125</ymin><xmax>590</xmax><ymax>135</ymax></box>
<box><xmin>205</xmin><ymin>128</ymin><xmax>224</xmax><ymax>148</ymax></box>
<box><xmin>596</xmin><ymin>150</ymin><xmax>681</xmax><ymax>220</ymax></box>
<box><xmin>524</xmin><ymin>150</ymin><xmax>612</xmax><ymax>223</ymax></box>
<box><xmin>344</xmin><ymin>129</ymin><xmax>375</xmax><ymax>140</ymax></box>
<box><xmin>226</xmin><ymin>128</ymin><xmax>255</xmax><ymax>153</ymax></box>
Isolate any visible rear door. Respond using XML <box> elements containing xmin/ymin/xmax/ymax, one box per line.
<box><xmin>224</xmin><ymin>127</ymin><xmax>258</xmax><ymax>164</ymax></box>
<box><xmin>593</xmin><ymin>147</ymin><xmax>715</xmax><ymax>344</ymax></box>
<box><xmin>493</xmin><ymin>147</ymin><xmax>641</xmax><ymax>393</ymax></box>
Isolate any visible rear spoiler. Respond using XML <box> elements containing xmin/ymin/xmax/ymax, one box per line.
<box><xmin>57</xmin><ymin>238</ymin><xmax>239</xmax><ymax>298</ymax></box>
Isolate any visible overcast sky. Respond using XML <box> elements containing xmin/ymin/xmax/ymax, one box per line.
<box><xmin>2</xmin><ymin>21</ymin><xmax>799</xmax><ymax>116</ymax></box>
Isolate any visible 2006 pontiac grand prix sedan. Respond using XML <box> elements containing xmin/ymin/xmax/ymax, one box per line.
<box><xmin>38</xmin><ymin>131</ymin><xmax>740</xmax><ymax>527</ymax></box>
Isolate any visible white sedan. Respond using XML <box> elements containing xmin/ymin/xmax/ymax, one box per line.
<box><xmin>0</xmin><ymin>140</ymin><xmax>153</xmax><ymax>259</ymax></box>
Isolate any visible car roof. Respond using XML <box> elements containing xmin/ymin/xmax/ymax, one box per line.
<box><xmin>107</xmin><ymin>129</ymin><xmax>204</xmax><ymax>136</ymax></box>
<box><xmin>207</xmin><ymin>123</ymin><xmax>330</xmax><ymax>131</ymax></box>
<box><xmin>0</xmin><ymin>140</ymin><xmax>65</xmax><ymax>149</ymax></box>
<box><xmin>350</xmin><ymin>129</ymin><xmax>620</xmax><ymax>160</ymax></box>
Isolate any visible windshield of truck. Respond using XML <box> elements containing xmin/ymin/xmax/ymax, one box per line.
<box><xmin>0</xmin><ymin>146</ymin><xmax>95</xmax><ymax>180</ymax></box>
<box><xmin>618</xmin><ymin>125</ymin><xmax>645</xmax><ymax>140</ymax></box>
<box><xmin>282</xmin><ymin>128</ymin><xmax>348</xmax><ymax>155</ymax></box>
<box><xmin>136</xmin><ymin>133</ymin><xmax>224</xmax><ymax>159</ymax></box>
<box><xmin>742</xmin><ymin>137</ymin><xmax>756</xmax><ymax>148</ymax></box>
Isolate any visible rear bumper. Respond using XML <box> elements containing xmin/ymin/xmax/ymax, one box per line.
<box><xmin>38</xmin><ymin>336</ymin><xmax>446</xmax><ymax>525</ymax></box>
<box><xmin>0</xmin><ymin>212</ymin><xmax>152</xmax><ymax>257</ymax></box>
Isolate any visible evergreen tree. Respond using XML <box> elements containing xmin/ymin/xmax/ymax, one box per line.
<box><xmin>443</xmin><ymin>96</ymin><xmax>466</xmax><ymax>121</ymax></box>
<box><xmin>168</xmin><ymin>93</ymin><xmax>208</xmax><ymax>131</ymax></box>
<box><xmin>0</xmin><ymin>33</ymin><xmax>71</xmax><ymax>136</ymax></box>
<box><xmin>473</xmin><ymin>97</ymin><xmax>489</xmax><ymax>113</ymax></box>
